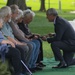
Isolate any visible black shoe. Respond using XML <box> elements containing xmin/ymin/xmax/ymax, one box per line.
<box><xmin>34</xmin><ymin>66</ymin><xmax>43</xmax><ymax>71</ymax></box>
<box><xmin>52</xmin><ymin>63</ymin><xmax>67</xmax><ymax>68</ymax></box>
<box><xmin>29</xmin><ymin>68</ymin><xmax>36</xmax><ymax>73</ymax></box>
<box><xmin>52</xmin><ymin>63</ymin><xmax>61</xmax><ymax>68</ymax></box>
<box><xmin>39</xmin><ymin>62</ymin><xmax>46</xmax><ymax>67</ymax></box>
<box><xmin>58</xmin><ymin>63</ymin><xmax>67</xmax><ymax>68</ymax></box>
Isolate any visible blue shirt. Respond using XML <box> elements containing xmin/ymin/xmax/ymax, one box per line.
<box><xmin>1</xmin><ymin>23</ymin><xmax>15</xmax><ymax>39</ymax></box>
<box><xmin>0</xmin><ymin>31</ymin><xmax>9</xmax><ymax>62</ymax></box>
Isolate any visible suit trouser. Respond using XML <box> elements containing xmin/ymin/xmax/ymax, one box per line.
<box><xmin>54</xmin><ymin>50</ymin><xmax>74</xmax><ymax>65</ymax></box>
<box><xmin>63</xmin><ymin>51</ymin><xmax>74</xmax><ymax>65</ymax></box>
<box><xmin>51</xmin><ymin>41</ymin><xmax>75</xmax><ymax>65</ymax></box>
<box><xmin>6</xmin><ymin>47</ymin><xmax>22</xmax><ymax>75</ymax></box>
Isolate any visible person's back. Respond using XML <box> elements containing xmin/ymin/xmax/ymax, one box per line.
<box><xmin>53</xmin><ymin>16</ymin><xmax>75</xmax><ymax>45</ymax></box>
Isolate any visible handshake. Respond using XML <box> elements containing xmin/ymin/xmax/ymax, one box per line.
<box><xmin>26</xmin><ymin>33</ymin><xmax>55</xmax><ymax>41</ymax></box>
<box><xmin>39</xmin><ymin>33</ymin><xmax>55</xmax><ymax>41</ymax></box>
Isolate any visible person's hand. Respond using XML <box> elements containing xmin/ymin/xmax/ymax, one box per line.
<box><xmin>35</xmin><ymin>34</ymin><xmax>40</xmax><ymax>37</ymax></box>
<box><xmin>48</xmin><ymin>33</ymin><xmax>55</xmax><ymax>37</ymax></box>
<box><xmin>14</xmin><ymin>40</ymin><xmax>27</xmax><ymax>46</ymax></box>
<box><xmin>17</xmin><ymin>42</ymin><xmax>27</xmax><ymax>46</ymax></box>
<box><xmin>41</xmin><ymin>36</ymin><xmax>47</xmax><ymax>41</ymax></box>
<box><xmin>33</xmin><ymin>35</ymin><xmax>38</xmax><ymax>39</ymax></box>
<box><xmin>1</xmin><ymin>40</ymin><xmax>15</xmax><ymax>48</ymax></box>
<box><xmin>8</xmin><ymin>41</ymin><xmax>15</xmax><ymax>48</ymax></box>
<box><xmin>45</xmin><ymin>33</ymin><xmax>55</xmax><ymax>37</ymax></box>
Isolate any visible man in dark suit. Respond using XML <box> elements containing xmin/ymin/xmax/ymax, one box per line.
<box><xmin>42</xmin><ymin>8</ymin><xmax>75</xmax><ymax>68</ymax></box>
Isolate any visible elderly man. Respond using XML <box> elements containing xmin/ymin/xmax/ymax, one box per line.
<box><xmin>9</xmin><ymin>4</ymin><xmax>42</xmax><ymax>71</ymax></box>
<box><xmin>42</xmin><ymin>8</ymin><xmax>75</xmax><ymax>68</ymax></box>
<box><xmin>17</xmin><ymin>9</ymin><xmax>46</xmax><ymax>67</ymax></box>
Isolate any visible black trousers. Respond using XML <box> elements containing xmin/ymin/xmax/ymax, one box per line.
<box><xmin>37</xmin><ymin>38</ymin><xmax>43</xmax><ymax>63</ymax></box>
<box><xmin>5</xmin><ymin>47</ymin><xmax>22</xmax><ymax>75</ymax></box>
<box><xmin>51</xmin><ymin>41</ymin><xmax>75</xmax><ymax>65</ymax></box>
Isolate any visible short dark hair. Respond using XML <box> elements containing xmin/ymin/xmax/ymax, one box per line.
<box><xmin>46</xmin><ymin>8</ymin><xmax>58</xmax><ymax>16</ymax></box>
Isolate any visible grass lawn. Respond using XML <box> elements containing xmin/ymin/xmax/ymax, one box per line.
<box><xmin>0</xmin><ymin>0</ymin><xmax>75</xmax><ymax>11</ymax></box>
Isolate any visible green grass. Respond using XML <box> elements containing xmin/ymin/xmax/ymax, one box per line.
<box><xmin>1</xmin><ymin>0</ymin><xmax>75</xmax><ymax>11</ymax></box>
<box><xmin>26</xmin><ymin>0</ymin><xmax>75</xmax><ymax>11</ymax></box>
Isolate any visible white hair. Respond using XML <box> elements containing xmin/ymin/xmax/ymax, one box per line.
<box><xmin>0</xmin><ymin>6</ymin><xmax>11</xmax><ymax>19</ymax></box>
<box><xmin>23</xmin><ymin>9</ymin><xmax>35</xmax><ymax>18</ymax></box>
<box><xmin>10</xmin><ymin>4</ymin><xmax>19</xmax><ymax>13</ymax></box>
<box><xmin>16</xmin><ymin>9</ymin><xmax>23</xmax><ymax>20</ymax></box>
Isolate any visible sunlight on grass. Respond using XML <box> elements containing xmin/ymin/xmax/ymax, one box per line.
<box><xmin>26</xmin><ymin>0</ymin><xmax>75</xmax><ymax>11</ymax></box>
<box><xmin>0</xmin><ymin>0</ymin><xmax>75</xmax><ymax>11</ymax></box>
<box><xmin>43</xmin><ymin>42</ymin><xmax>54</xmax><ymax>58</ymax></box>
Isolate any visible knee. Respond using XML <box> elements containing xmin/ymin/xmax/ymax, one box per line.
<box><xmin>33</xmin><ymin>40</ymin><xmax>40</xmax><ymax>47</ymax></box>
<box><xmin>51</xmin><ymin>42</ymin><xmax>57</xmax><ymax>48</ymax></box>
<box><xmin>27</xmin><ymin>43</ymin><xmax>33</xmax><ymax>52</ymax></box>
<box><xmin>24</xmin><ymin>45</ymin><xmax>29</xmax><ymax>53</ymax></box>
<box><xmin>13</xmin><ymin>48</ymin><xmax>21</xmax><ymax>57</ymax></box>
<box><xmin>30</xmin><ymin>42</ymin><xmax>36</xmax><ymax>48</ymax></box>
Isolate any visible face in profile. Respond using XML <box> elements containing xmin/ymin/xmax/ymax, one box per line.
<box><xmin>46</xmin><ymin>14</ymin><xmax>54</xmax><ymax>22</ymax></box>
<box><xmin>27</xmin><ymin>16</ymin><xmax>33</xmax><ymax>24</ymax></box>
<box><xmin>16</xmin><ymin>17</ymin><xmax>23</xmax><ymax>23</ymax></box>
<box><xmin>12</xmin><ymin>9</ymin><xmax>19</xmax><ymax>20</ymax></box>
<box><xmin>24</xmin><ymin>15</ymin><xmax>33</xmax><ymax>24</ymax></box>
<box><xmin>0</xmin><ymin>19</ymin><xmax>3</xmax><ymax>29</ymax></box>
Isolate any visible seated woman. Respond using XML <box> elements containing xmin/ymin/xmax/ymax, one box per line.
<box><xmin>17</xmin><ymin>9</ymin><xmax>46</xmax><ymax>67</ymax></box>
<box><xmin>0</xmin><ymin>17</ymin><xmax>26</xmax><ymax>75</ymax></box>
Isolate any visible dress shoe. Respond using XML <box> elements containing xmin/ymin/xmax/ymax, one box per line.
<box><xmin>29</xmin><ymin>68</ymin><xmax>36</xmax><ymax>73</ymax></box>
<box><xmin>52</xmin><ymin>63</ymin><xmax>67</xmax><ymax>68</ymax></box>
<box><xmin>52</xmin><ymin>63</ymin><xmax>61</xmax><ymax>68</ymax></box>
<box><xmin>38</xmin><ymin>62</ymin><xmax>46</xmax><ymax>67</ymax></box>
<box><xmin>58</xmin><ymin>63</ymin><xmax>67</xmax><ymax>68</ymax></box>
<box><xmin>34</xmin><ymin>66</ymin><xmax>43</xmax><ymax>71</ymax></box>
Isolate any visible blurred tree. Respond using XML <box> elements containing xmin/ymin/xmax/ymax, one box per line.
<box><xmin>7</xmin><ymin>0</ymin><xmax>27</xmax><ymax>10</ymax></box>
<box><xmin>39</xmin><ymin>0</ymin><xmax>46</xmax><ymax>11</ymax></box>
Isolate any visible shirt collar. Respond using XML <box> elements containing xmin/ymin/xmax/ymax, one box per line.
<box><xmin>54</xmin><ymin>17</ymin><xmax>56</xmax><ymax>25</ymax></box>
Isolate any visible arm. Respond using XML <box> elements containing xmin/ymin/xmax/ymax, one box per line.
<box><xmin>1</xmin><ymin>40</ymin><xmax>15</xmax><ymax>48</ymax></box>
<box><xmin>9</xmin><ymin>21</ymin><xmax>29</xmax><ymax>42</ymax></box>
<box><xmin>7</xmin><ymin>36</ymin><xmax>27</xmax><ymax>46</ymax></box>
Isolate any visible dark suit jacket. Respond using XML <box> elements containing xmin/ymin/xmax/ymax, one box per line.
<box><xmin>47</xmin><ymin>16</ymin><xmax>75</xmax><ymax>45</ymax></box>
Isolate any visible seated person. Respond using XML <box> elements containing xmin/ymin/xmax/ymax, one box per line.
<box><xmin>0</xmin><ymin>17</ymin><xmax>26</xmax><ymax>75</ymax></box>
<box><xmin>17</xmin><ymin>9</ymin><xmax>46</xmax><ymax>67</ymax></box>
